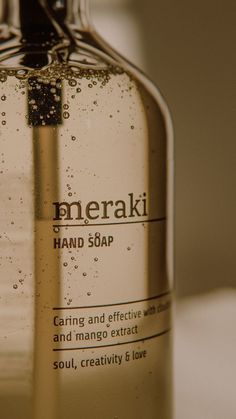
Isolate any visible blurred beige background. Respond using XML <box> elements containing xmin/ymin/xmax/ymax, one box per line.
<box><xmin>92</xmin><ymin>0</ymin><xmax>236</xmax><ymax>297</ymax></box>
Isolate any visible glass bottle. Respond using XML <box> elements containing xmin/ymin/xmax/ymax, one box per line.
<box><xmin>0</xmin><ymin>1</ymin><xmax>174</xmax><ymax>419</ymax></box>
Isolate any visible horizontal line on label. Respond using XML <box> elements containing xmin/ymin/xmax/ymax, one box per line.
<box><xmin>53</xmin><ymin>291</ymin><xmax>171</xmax><ymax>311</ymax></box>
<box><xmin>52</xmin><ymin>328</ymin><xmax>171</xmax><ymax>352</ymax></box>
<box><xmin>53</xmin><ymin>217</ymin><xmax>166</xmax><ymax>229</ymax></box>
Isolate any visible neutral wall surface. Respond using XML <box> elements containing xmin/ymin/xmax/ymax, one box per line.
<box><xmin>92</xmin><ymin>0</ymin><xmax>236</xmax><ymax>296</ymax></box>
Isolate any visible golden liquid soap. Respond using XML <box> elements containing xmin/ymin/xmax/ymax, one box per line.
<box><xmin>0</xmin><ymin>2</ymin><xmax>173</xmax><ymax>418</ymax></box>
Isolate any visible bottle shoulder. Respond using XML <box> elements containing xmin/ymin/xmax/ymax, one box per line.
<box><xmin>66</xmin><ymin>27</ymin><xmax>173</xmax><ymax>141</ymax></box>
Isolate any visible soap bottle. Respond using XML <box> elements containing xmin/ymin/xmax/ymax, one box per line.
<box><xmin>0</xmin><ymin>1</ymin><xmax>173</xmax><ymax>418</ymax></box>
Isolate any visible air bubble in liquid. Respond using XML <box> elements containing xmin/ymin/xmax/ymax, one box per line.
<box><xmin>63</xmin><ymin>112</ymin><xmax>70</xmax><ymax>119</ymax></box>
<box><xmin>0</xmin><ymin>74</ymin><xmax>7</xmax><ymax>82</ymax></box>
<box><xmin>69</xmin><ymin>79</ymin><xmax>77</xmax><ymax>87</ymax></box>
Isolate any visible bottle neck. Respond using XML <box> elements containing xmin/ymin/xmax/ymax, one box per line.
<box><xmin>55</xmin><ymin>0</ymin><xmax>90</xmax><ymax>29</ymax></box>
<box><xmin>0</xmin><ymin>0</ymin><xmax>90</xmax><ymax>33</ymax></box>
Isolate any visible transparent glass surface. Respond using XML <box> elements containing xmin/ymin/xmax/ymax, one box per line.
<box><xmin>0</xmin><ymin>1</ymin><xmax>173</xmax><ymax>418</ymax></box>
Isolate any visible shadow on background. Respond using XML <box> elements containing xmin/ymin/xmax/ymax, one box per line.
<box><xmin>129</xmin><ymin>0</ymin><xmax>236</xmax><ymax>296</ymax></box>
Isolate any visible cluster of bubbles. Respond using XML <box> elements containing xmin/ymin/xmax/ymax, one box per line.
<box><xmin>63</xmin><ymin>103</ymin><xmax>70</xmax><ymax>120</ymax></box>
<box><xmin>0</xmin><ymin>62</ymin><xmax>123</xmax><ymax>88</ymax></box>
<box><xmin>12</xmin><ymin>269</ymin><xmax>28</xmax><ymax>291</ymax></box>
<box><xmin>0</xmin><ymin>63</ymin><xmax>138</xmax><ymax>132</ymax></box>
<box><xmin>60</xmin><ymin>251</ymin><xmax>101</xmax><ymax>303</ymax></box>
<box><xmin>0</xmin><ymin>63</ymin><xmax>126</xmax><ymax>127</ymax></box>
<box><xmin>0</xmin><ymin>95</ymin><xmax>6</xmax><ymax>126</ymax></box>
